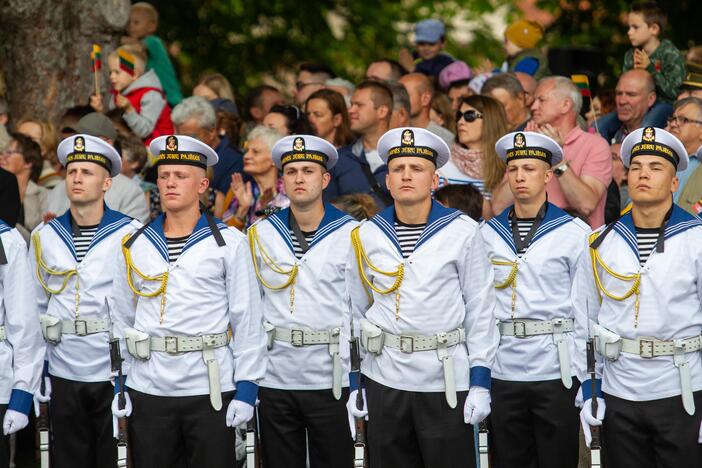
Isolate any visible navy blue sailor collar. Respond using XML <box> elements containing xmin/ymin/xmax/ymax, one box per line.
<box><xmin>486</xmin><ymin>202</ymin><xmax>573</xmax><ymax>255</ymax></box>
<box><xmin>48</xmin><ymin>205</ymin><xmax>132</xmax><ymax>261</ymax></box>
<box><xmin>370</xmin><ymin>199</ymin><xmax>463</xmax><ymax>257</ymax></box>
<box><xmin>0</xmin><ymin>220</ymin><xmax>10</xmax><ymax>234</ymax></box>
<box><xmin>266</xmin><ymin>203</ymin><xmax>355</xmax><ymax>256</ymax></box>
<box><xmin>611</xmin><ymin>203</ymin><xmax>702</xmax><ymax>259</ymax></box>
<box><xmin>142</xmin><ymin>212</ymin><xmax>228</xmax><ymax>263</ymax></box>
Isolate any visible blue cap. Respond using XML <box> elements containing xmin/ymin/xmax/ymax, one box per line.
<box><xmin>415</xmin><ymin>19</ymin><xmax>445</xmax><ymax>43</ymax></box>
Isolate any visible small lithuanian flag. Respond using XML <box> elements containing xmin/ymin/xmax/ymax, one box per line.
<box><xmin>118</xmin><ymin>49</ymin><xmax>135</xmax><ymax>76</ymax></box>
<box><xmin>571</xmin><ymin>74</ymin><xmax>591</xmax><ymax>98</ymax></box>
<box><xmin>91</xmin><ymin>44</ymin><xmax>102</xmax><ymax>72</ymax></box>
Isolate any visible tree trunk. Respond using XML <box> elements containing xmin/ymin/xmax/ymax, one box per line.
<box><xmin>0</xmin><ymin>0</ymin><xmax>130</xmax><ymax>125</ymax></box>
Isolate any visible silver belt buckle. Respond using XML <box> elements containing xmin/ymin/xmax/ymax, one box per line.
<box><xmin>291</xmin><ymin>329</ymin><xmax>304</xmax><ymax>347</ymax></box>
<box><xmin>165</xmin><ymin>336</ymin><xmax>179</xmax><ymax>354</ymax></box>
<box><xmin>400</xmin><ymin>335</ymin><xmax>414</xmax><ymax>353</ymax></box>
<box><xmin>74</xmin><ymin>320</ymin><xmax>88</xmax><ymax>336</ymax></box>
<box><xmin>202</xmin><ymin>334</ymin><xmax>218</xmax><ymax>349</ymax></box>
<box><xmin>639</xmin><ymin>337</ymin><xmax>656</xmax><ymax>358</ymax></box>
<box><xmin>512</xmin><ymin>321</ymin><xmax>527</xmax><ymax>338</ymax></box>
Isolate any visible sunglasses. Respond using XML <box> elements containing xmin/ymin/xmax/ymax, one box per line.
<box><xmin>456</xmin><ymin>109</ymin><xmax>484</xmax><ymax>123</ymax></box>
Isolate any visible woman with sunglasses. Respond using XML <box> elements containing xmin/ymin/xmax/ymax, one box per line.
<box><xmin>437</xmin><ymin>95</ymin><xmax>508</xmax><ymax>219</ymax></box>
<box><xmin>263</xmin><ymin>104</ymin><xmax>313</xmax><ymax>136</ymax></box>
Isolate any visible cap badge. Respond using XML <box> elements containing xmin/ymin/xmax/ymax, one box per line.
<box><xmin>73</xmin><ymin>136</ymin><xmax>85</xmax><ymax>152</ymax></box>
<box><xmin>642</xmin><ymin>127</ymin><xmax>655</xmax><ymax>143</ymax></box>
<box><xmin>166</xmin><ymin>135</ymin><xmax>179</xmax><ymax>151</ymax></box>
<box><xmin>401</xmin><ymin>129</ymin><xmax>414</xmax><ymax>146</ymax></box>
<box><xmin>293</xmin><ymin>137</ymin><xmax>305</xmax><ymax>152</ymax></box>
<box><xmin>513</xmin><ymin>132</ymin><xmax>526</xmax><ymax>148</ymax></box>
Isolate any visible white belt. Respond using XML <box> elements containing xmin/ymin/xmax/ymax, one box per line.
<box><xmin>126</xmin><ymin>329</ymin><xmax>229</xmax><ymax>411</ymax></box>
<box><xmin>0</xmin><ymin>326</ymin><xmax>5</xmax><ymax>341</ymax></box>
<box><xmin>498</xmin><ymin>318</ymin><xmax>574</xmax><ymax>389</ymax></box>
<box><xmin>360</xmin><ymin>319</ymin><xmax>465</xmax><ymax>409</ymax></box>
<box><xmin>265</xmin><ymin>323</ymin><xmax>343</xmax><ymax>400</ymax></box>
<box><xmin>60</xmin><ymin>319</ymin><xmax>110</xmax><ymax>336</ymax></box>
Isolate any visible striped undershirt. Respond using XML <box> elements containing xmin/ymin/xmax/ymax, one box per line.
<box><xmin>635</xmin><ymin>227</ymin><xmax>659</xmax><ymax>266</ymax></box>
<box><xmin>511</xmin><ymin>218</ymin><xmax>535</xmax><ymax>256</ymax></box>
<box><xmin>72</xmin><ymin>225</ymin><xmax>98</xmax><ymax>262</ymax></box>
<box><xmin>394</xmin><ymin>221</ymin><xmax>426</xmax><ymax>259</ymax></box>
<box><xmin>166</xmin><ymin>235</ymin><xmax>189</xmax><ymax>263</ymax></box>
<box><xmin>289</xmin><ymin>229</ymin><xmax>316</xmax><ymax>260</ymax></box>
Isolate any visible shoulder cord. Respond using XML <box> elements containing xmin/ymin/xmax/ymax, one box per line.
<box><xmin>350</xmin><ymin>226</ymin><xmax>404</xmax><ymax>320</ymax></box>
<box><xmin>247</xmin><ymin>225</ymin><xmax>298</xmax><ymax>314</ymax></box>
<box><xmin>32</xmin><ymin>231</ymin><xmax>81</xmax><ymax>319</ymax></box>
<box><xmin>491</xmin><ymin>259</ymin><xmax>519</xmax><ymax>320</ymax></box>
<box><xmin>121</xmin><ymin>233</ymin><xmax>169</xmax><ymax>324</ymax></box>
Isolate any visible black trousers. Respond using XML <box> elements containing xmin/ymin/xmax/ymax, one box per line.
<box><xmin>50</xmin><ymin>376</ymin><xmax>116</xmax><ymax>468</ymax></box>
<box><xmin>258</xmin><ymin>387</ymin><xmax>353</xmax><ymax>468</ymax></box>
<box><xmin>0</xmin><ymin>405</ymin><xmax>8</xmax><ymax>468</ymax></box>
<box><xmin>487</xmin><ymin>378</ymin><xmax>580</xmax><ymax>468</ymax></box>
<box><xmin>365</xmin><ymin>378</ymin><xmax>475</xmax><ymax>468</ymax></box>
<box><xmin>602</xmin><ymin>391</ymin><xmax>702</xmax><ymax>468</ymax></box>
<box><xmin>130</xmin><ymin>389</ymin><xmax>236</xmax><ymax>468</ymax></box>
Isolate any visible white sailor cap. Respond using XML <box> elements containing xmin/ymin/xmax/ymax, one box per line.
<box><xmin>377</xmin><ymin>127</ymin><xmax>450</xmax><ymax>168</ymax></box>
<box><xmin>272</xmin><ymin>134</ymin><xmax>339</xmax><ymax>170</ymax></box>
<box><xmin>495</xmin><ymin>131</ymin><xmax>563</xmax><ymax>166</ymax></box>
<box><xmin>621</xmin><ymin>126</ymin><xmax>688</xmax><ymax>172</ymax></box>
<box><xmin>57</xmin><ymin>134</ymin><xmax>121</xmax><ymax>177</ymax></box>
<box><xmin>149</xmin><ymin>135</ymin><xmax>219</xmax><ymax>169</ymax></box>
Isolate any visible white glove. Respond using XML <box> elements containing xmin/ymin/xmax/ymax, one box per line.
<box><xmin>579</xmin><ymin>397</ymin><xmax>605</xmax><ymax>447</ymax></box>
<box><xmin>33</xmin><ymin>377</ymin><xmax>52</xmax><ymax>417</ymax></box>
<box><xmin>346</xmin><ymin>389</ymin><xmax>368</xmax><ymax>439</ymax></box>
<box><xmin>574</xmin><ymin>386</ymin><xmax>584</xmax><ymax>409</ymax></box>
<box><xmin>464</xmin><ymin>386</ymin><xmax>491</xmax><ymax>425</ymax></box>
<box><xmin>3</xmin><ymin>409</ymin><xmax>29</xmax><ymax>435</ymax></box>
<box><xmin>226</xmin><ymin>399</ymin><xmax>254</xmax><ymax>428</ymax></box>
<box><xmin>111</xmin><ymin>392</ymin><xmax>133</xmax><ymax>438</ymax></box>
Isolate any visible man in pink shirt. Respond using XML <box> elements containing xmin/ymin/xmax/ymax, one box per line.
<box><xmin>527</xmin><ymin>76</ymin><xmax>612</xmax><ymax>228</ymax></box>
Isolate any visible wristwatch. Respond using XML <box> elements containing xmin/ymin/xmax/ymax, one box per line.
<box><xmin>554</xmin><ymin>161</ymin><xmax>569</xmax><ymax>177</ymax></box>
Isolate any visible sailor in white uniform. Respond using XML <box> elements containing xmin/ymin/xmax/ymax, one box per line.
<box><xmin>28</xmin><ymin>134</ymin><xmax>138</xmax><ymax>468</ymax></box>
<box><xmin>248</xmin><ymin>134</ymin><xmax>356</xmax><ymax>467</ymax></box>
<box><xmin>110</xmin><ymin>135</ymin><xmax>267</xmax><ymax>467</ymax></box>
<box><xmin>481</xmin><ymin>131</ymin><xmax>590</xmax><ymax>468</ymax></box>
<box><xmin>345</xmin><ymin>127</ymin><xmax>499</xmax><ymax>468</ymax></box>
<box><xmin>0</xmin><ymin>220</ymin><xmax>44</xmax><ymax>467</ymax></box>
<box><xmin>574</xmin><ymin>127</ymin><xmax>702</xmax><ymax>468</ymax></box>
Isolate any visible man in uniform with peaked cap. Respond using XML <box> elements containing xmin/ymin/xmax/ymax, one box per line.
<box><xmin>345</xmin><ymin>126</ymin><xmax>499</xmax><ymax>467</ymax></box>
<box><xmin>573</xmin><ymin>126</ymin><xmax>702</xmax><ymax>467</ymax></box>
<box><xmin>110</xmin><ymin>135</ymin><xmax>267</xmax><ymax>467</ymax></box>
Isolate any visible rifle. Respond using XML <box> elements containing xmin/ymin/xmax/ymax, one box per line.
<box><xmin>586</xmin><ymin>338</ymin><xmax>602</xmax><ymax>468</ymax></box>
<box><xmin>109</xmin><ymin>339</ymin><xmax>129</xmax><ymax>468</ymax></box>
<box><xmin>477</xmin><ymin>421</ymin><xmax>489</xmax><ymax>467</ymax></box>
<box><xmin>350</xmin><ymin>334</ymin><xmax>367</xmax><ymax>468</ymax></box>
<box><xmin>245</xmin><ymin>408</ymin><xmax>261</xmax><ymax>468</ymax></box>
<box><xmin>36</xmin><ymin>377</ymin><xmax>50</xmax><ymax>468</ymax></box>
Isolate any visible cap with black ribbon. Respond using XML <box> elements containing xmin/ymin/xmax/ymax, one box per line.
<box><xmin>495</xmin><ymin>131</ymin><xmax>563</xmax><ymax>166</ymax></box>
<box><xmin>620</xmin><ymin>126</ymin><xmax>688</xmax><ymax>172</ymax></box>
<box><xmin>149</xmin><ymin>135</ymin><xmax>219</xmax><ymax>169</ymax></box>
<box><xmin>377</xmin><ymin>127</ymin><xmax>450</xmax><ymax>168</ymax></box>
<box><xmin>272</xmin><ymin>135</ymin><xmax>338</xmax><ymax>170</ymax></box>
<box><xmin>57</xmin><ymin>134</ymin><xmax>121</xmax><ymax>177</ymax></box>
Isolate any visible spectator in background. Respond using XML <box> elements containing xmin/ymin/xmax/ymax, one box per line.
<box><xmin>387</xmin><ymin>81</ymin><xmax>411</xmax><ymax>129</ymax></box>
<box><xmin>482</xmin><ymin>73</ymin><xmax>531</xmax><ymax>131</ymax></box>
<box><xmin>325</xmin><ymin>80</ymin><xmax>393</xmax><ymax>207</ymax></box>
<box><xmin>0</xmin><ymin>97</ymin><xmax>8</xmax><ymax>126</ymax></box>
<box><xmin>118</xmin><ymin>133</ymin><xmax>160</xmax><ymax>220</ymax></box>
<box><xmin>324</xmin><ymin>77</ymin><xmax>355</xmax><ymax>106</ymax></box>
<box><xmin>430</xmin><ymin>92</ymin><xmax>455</xmax><ymax>134</ymax></box>
<box><xmin>211</xmin><ymin>98</ymin><xmax>243</xmax><ymax>148</ymax></box>
<box><xmin>263</xmin><ymin>105</ymin><xmax>313</xmax><ymax>136</ymax></box>
<box><xmin>331</xmin><ymin>193</ymin><xmax>379</xmax><ymax>220</ymax></box>
<box><xmin>399</xmin><ymin>73</ymin><xmax>455</xmax><ymax>146</ymax></box>
<box><xmin>217</xmin><ymin>125</ymin><xmax>288</xmax><ymax>229</ymax></box>
<box><xmin>666</xmin><ymin>97</ymin><xmax>702</xmax><ymax>204</ymax></box>
<box><xmin>438</xmin><ymin>95</ymin><xmax>508</xmax><ymax>219</ymax></box>
<box><xmin>434</xmin><ymin>184</ymin><xmax>483</xmax><ymax>221</ymax></box>
<box><xmin>365</xmin><ymin>58</ymin><xmax>406</xmax><ymax>82</ymax></box>
<box><xmin>123</xmin><ymin>2</ymin><xmax>183</xmax><ymax>106</ymax></box>
<box><xmin>439</xmin><ymin>62</ymin><xmax>474</xmax><ymax>112</ymax></box>
<box><xmin>585</xmin><ymin>89</ymin><xmax>616</xmax><ymax>128</ymax></box>
<box><xmin>305</xmin><ymin>89</ymin><xmax>355</xmax><ymax>148</ymax></box>
<box><xmin>58</xmin><ymin>105</ymin><xmax>94</xmax><ymax>140</ymax></box>
<box><xmin>502</xmin><ymin>19</ymin><xmax>550</xmax><ymax>79</ymax></box>
<box><xmin>0</xmin><ymin>133</ymin><xmax>47</xmax><ymax>236</ymax></box>
<box><xmin>171</xmin><ymin>96</ymin><xmax>244</xmax><ymax>204</ymax></box>
<box><xmin>15</xmin><ymin>117</ymin><xmax>62</xmax><ymax>188</ymax></box>
<box><xmin>515</xmin><ymin>71</ymin><xmax>537</xmax><ymax>107</ymax></box>
<box><xmin>398</xmin><ymin>19</ymin><xmax>454</xmax><ymax>78</ymax></box>
<box><xmin>244</xmin><ymin>85</ymin><xmax>285</xmax><ymax>134</ymax></box>
<box><xmin>294</xmin><ymin>63</ymin><xmax>335</xmax><ymax>106</ymax></box>
<box><xmin>678</xmin><ymin>64</ymin><xmax>702</xmax><ymax>100</ymax></box>
<box><xmin>600</xmin><ymin>70</ymin><xmax>660</xmax><ymax>143</ymax></box>
<box><xmin>193</xmin><ymin>72</ymin><xmax>236</xmax><ymax>102</ymax></box>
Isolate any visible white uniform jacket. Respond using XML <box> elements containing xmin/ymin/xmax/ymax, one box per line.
<box><xmin>347</xmin><ymin>200</ymin><xmax>499</xmax><ymax>392</ymax></box>
<box><xmin>29</xmin><ymin>207</ymin><xmax>139</xmax><ymax>383</ymax></box>
<box><xmin>111</xmin><ymin>213</ymin><xmax>267</xmax><ymax>404</ymax></box>
<box><xmin>481</xmin><ymin>202</ymin><xmax>590</xmax><ymax>382</ymax></box>
<box><xmin>572</xmin><ymin>205</ymin><xmax>702</xmax><ymax>401</ymax></box>
<box><xmin>0</xmin><ymin>222</ymin><xmax>43</xmax><ymax>414</ymax></box>
<box><xmin>251</xmin><ymin>204</ymin><xmax>357</xmax><ymax>390</ymax></box>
